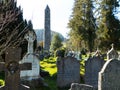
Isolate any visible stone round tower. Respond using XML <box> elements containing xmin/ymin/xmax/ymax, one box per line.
<box><xmin>44</xmin><ymin>5</ymin><xmax>51</xmax><ymax>51</ymax></box>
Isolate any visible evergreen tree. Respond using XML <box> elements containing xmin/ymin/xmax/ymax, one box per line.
<box><xmin>97</xmin><ymin>0</ymin><xmax>120</xmax><ymax>49</ymax></box>
<box><xmin>0</xmin><ymin>0</ymin><xmax>31</xmax><ymax>56</ymax></box>
<box><xmin>68</xmin><ymin>0</ymin><xmax>96</xmax><ymax>52</ymax></box>
<box><xmin>50</xmin><ymin>34</ymin><xmax>63</xmax><ymax>51</ymax></box>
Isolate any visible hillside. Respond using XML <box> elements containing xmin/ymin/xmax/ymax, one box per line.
<box><xmin>35</xmin><ymin>29</ymin><xmax>65</xmax><ymax>43</ymax></box>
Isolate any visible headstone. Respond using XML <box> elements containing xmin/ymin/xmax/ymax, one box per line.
<box><xmin>85</xmin><ymin>50</ymin><xmax>105</xmax><ymax>89</ymax></box>
<box><xmin>107</xmin><ymin>44</ymin><xmax>118</xmax><ymax>60</ymax></box>
<box><xmin>98</xmin><ymin>59</ymin><xmax>120</xmax><ymax>90</ymax></box>
<box><xmin>20</xmin><ymin>30</ymin><xmax>40</xmax><ymax>80</ymax></box>
<box><xmin>44</xmin><ymin>5</ymin><xmax>51</xmax><ymax>51</ymax></box>
<box><xmin>74</xmin><ymin>52</ymin><xmax>81</xmax><ymax>61</ymax></box>
<box><xmin>69</xmin><ymin>83</ymin><xmax>95</xmax><ymax>90</ymax></box>
<box><xmin>57</xmin><ymin>56</ymin><xmax>80</xmax><ymax>88</ymax></box>
<box><xmin>67</xmin><ymin>51</ymin><xmax>75</xmax><ymax>57</ymax></box>
<box><xmin>0</xmin><ymin>47</ymin><xmax>31</xmax><ymax>90</ymax></box>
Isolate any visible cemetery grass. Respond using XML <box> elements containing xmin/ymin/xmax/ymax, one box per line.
<box><xmin>40</xmin><ymin>55</ymin><xmax>88</xmax><ymax>90</ymax></box>
<box><xmin>40</xmin><ymin>57</ymin><xmax>58</xmax><ymax>90</ymax></box>
<box><xmin>0</xmin><ymin>55</ymin><xmax>88</xmax><ymax>89</ymax></box>
<box><xmin>40</xmin><ymin>57</ymin><xmax>76</xmax><ymax>90</ymax></box>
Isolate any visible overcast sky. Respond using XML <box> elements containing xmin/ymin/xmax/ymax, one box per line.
<box><xmin>17</xmin><ymin>0</ymin><xmax>74</xmax><ymax>37</ymax></box>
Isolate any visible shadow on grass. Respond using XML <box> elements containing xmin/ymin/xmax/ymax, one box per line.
<box><xmin>40</xmin><ymin>64</ymin><xmax>56</xmax><ymax>70</ymax></box>
<box><xmin>43</xmin><ymin>73</ymin><xmax>70</xmax><ymax>90</ymax></box>
<box><xmin>50</xmin><ymin>65</ymin><xmax>56</xmax><ymax>68</ymax></box>
<box><xmin>41</xmin><ymin>60</ymin><xmax>56</xmax><ymax>64</ymax></box>
<box><xmin>47</xmin><ymin>61</ymin><xmax>56</xmax><ymax>64</ymax></box>
<box><xmin>0</xmin><ymin>71</ymin><xmax>5</xmax><ymax>80</ymax></box>
<box><xmin>43</xmin><ymin>72</ymin><xmax>57</xmax><ymax>90</ymax></box>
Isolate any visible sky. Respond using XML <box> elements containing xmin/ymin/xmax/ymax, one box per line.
<box><xmin>17</xmin><ymin>0</ymin><xmax>74</xmax><ymax>38</ymax></box>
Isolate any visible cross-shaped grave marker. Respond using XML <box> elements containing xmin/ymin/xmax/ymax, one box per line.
<box><xmin>0</xmin><ymin>47</ymin><xmax>31</xmax><ymax>90</ymax></box>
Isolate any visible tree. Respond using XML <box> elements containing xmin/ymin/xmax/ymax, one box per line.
<box><xmin>0</xmin><ymin>0</ymin><xmax>30</xmax><ymax>56</ymax></box>
<box><xmin>97</xmin><ymin>0</ymin><xmax>120</xmax><ymax>49</ymax></box>
<box><xmin>50</xmin><ymin>33</ymin><xmax>63</xmax><ymax>51</ymax></box>
<box><xmin>68</xmin><ymin>0</ymin><xmax>96</xmax><ymax>52</ymax></box>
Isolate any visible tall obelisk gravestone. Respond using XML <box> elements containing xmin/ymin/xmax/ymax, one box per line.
<box><xmin>44</xmin><ymin>5</ymin><xmax>51</xmax><ymax>51</ymax></box>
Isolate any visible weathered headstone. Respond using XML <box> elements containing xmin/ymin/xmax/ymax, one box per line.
<box><xmin>20</xmin><ymin>30</ymin><xmax>40</xmax><ymax>80</ymax></box>
<box><xmin>107</xmin><ymin>44</ymin><xmax>118</xmax><ymax>60</ymax></box>
<box><xmin>69</xmin><ymin>83</ymin><xmax>95</xmax><ymax>90</ymax></box>
<box><xmin>57</xmin><ymin>56</ymin><xmax>80</xmax><ymax>88</ymax></box>
<box><xmin>85</xmin><ymin>50</ymin><xmax>105</xmax><ymax>89</ymax></box>
<box><xmin>0</xmin><ymin>47</ymin><xmax>31</xmax><ymax>90</ymax></box>
<box><xmin>98</xmin><ymin>58</ymin><xmax>120</xmax><ymax>90</ymax></box>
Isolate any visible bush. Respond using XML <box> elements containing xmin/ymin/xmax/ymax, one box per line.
<box><xmin>55</xmin><ymin>47</ymin><xmax>66</xmax><ymax>57</ymax></box>
<box><xmin>43</xmin><ymin>50</ymin><xmax>50</xmax><ymax>59</ymax></box>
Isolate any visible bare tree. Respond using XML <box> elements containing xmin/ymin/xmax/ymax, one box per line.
<box><xmin>0</xmin><ymin>0</ymin><xmax>29</xmax><ymax>55</ymax></box>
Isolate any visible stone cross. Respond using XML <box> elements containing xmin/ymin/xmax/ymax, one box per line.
<box><xmin>25</xmin><ymin>30</ymin><xmax>36</xmax><ymax>54</ymax></box>
<box><xmin>0</xmin><ymin>47</ymin><xmax>31</xmax><ymax>90</ymax></box>
<box><xmin>20</xmin><ymin>30</ymin><xmax>40</xmax><ymax>79</ymax></box>
<box><xmin>94</xmin><ymin>48</ymin><xmax>101</xmax><ymax>56</ymax></box>
<box><xmin>107</xmin><ymin>43</ymin><xmax>118</xmax><ymax>60</ymax></box>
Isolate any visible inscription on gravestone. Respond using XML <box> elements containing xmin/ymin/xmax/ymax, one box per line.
<box><xmin>57</xmin><ymin>56</ymin><xmax>80</xmax><ymax>88</ymax></box>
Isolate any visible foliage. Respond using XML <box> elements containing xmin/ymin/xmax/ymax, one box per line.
<box><xmin>38</xmin><ymin>41</ymin><xmax>44</xmax><ymax>48</ymax></box>
<box><xmin>0</xmin><ymin>0</ymin><xmax>36</xmax><ymax>57</ymax></box>
<box><xmin>68</xmin><ymin>0</ymin><xmax>96</xmax><ymax>52</ymax></box>
<box><xmin>55</xmin><ymin>47</ymin><xmax>66</xmax><ymax>57</ymax></box>
<box><xmin>96</xmin><ymin>0</ymin><xmax>120</xmax><ymax>49</ymax></box>
<box><xmin>50</xmin><ymin>33</ymin><xmax>63</xmax><ymax>52</ymax></box>
<box><xmin>68</xmin><ymin>0</ymin><xmax>120</xmax><ymax>51</ymax></box>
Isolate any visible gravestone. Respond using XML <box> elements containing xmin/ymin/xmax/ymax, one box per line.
<box><xmin>0</xmin><ymin>47</ymin><xmax>31</xmax><ymax>90</ymax></box>
<box><xmin>107</xmin><ymin>44</ymin><xmax>118</xmax><ymax>60</ymax></box>
<box><xmin>98</xmin><ymin>58</ymin><xmax>120</xmax><ymax>90</ymax></box>
<box><xmin>85</xmin><ymin>50</ymin><xmax>105</xmax><ymax>89</ymax></box>
<box><xmin>20</xmin><ymin>30</ymin><xmax>40</xmax><ymax>80</ymax></box>
<box><xmin>74</xmin><ymin>52</ymin><xmax>81</xmax><ymax>61</ymax></box>
<box><xmin>69</xmin><ymin>83</ymin><xmax>95</xmax><ymax>90</ymax></box>
<box><xmin>57</xmin><ymin>56</ymin><xmax>80</xmax><ymax>88</ymax></box>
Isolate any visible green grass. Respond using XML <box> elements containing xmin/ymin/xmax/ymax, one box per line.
<box><xmin>0</xmin><ymin>79</ymin><xmax>4</xmax><ymax>86</ymax></box>
<box><xmin>40</xmin><ymin>57</ymin><xmax>57</xmax><ymax>76</ymax></box>
<box><xmin>40</xmin><ymin>57</ymin><xmax>71</xmax><ymax>90</ymax></box>
<box><xmin>0</xmin><ymin>56</ymin><xmax>87</xmax><ymax>90</ymax></box>
<box><xmin>40</xmin><ymin>56</ymin><xmax>89</xmax><ymax>90</ymax></box>
<box><xmin>40</xmin><ymin>57</ymin><xmax>58</xmax><ymax>90</ymax></box>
